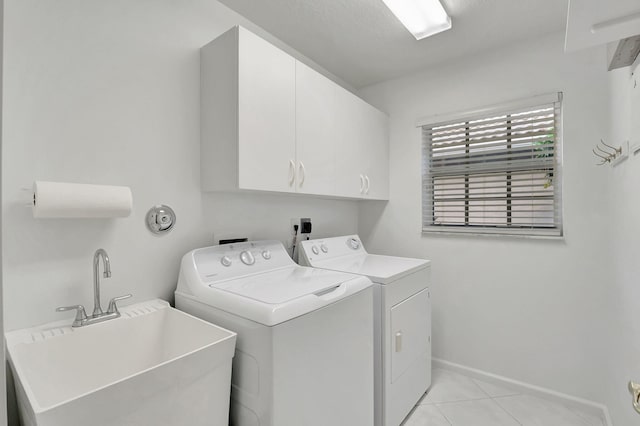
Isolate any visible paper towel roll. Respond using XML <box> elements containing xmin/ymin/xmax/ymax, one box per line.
<box><xmin>32</xmin><ymin>181</ymin><xmax>133</xmax><ymax>218</ymax></box>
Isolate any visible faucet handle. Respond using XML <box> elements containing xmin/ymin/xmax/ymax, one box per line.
<box><xmin>56</xmin><ymin>305</ymin><xmax>88</xmax><ymax>327</ymax></box>
<box><xmin>107</xmin><ymin>294</ymin><xmax>132</xmax><ymax>314</ymax></box>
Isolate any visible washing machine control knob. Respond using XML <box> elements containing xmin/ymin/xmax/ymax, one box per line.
<box><xmin>320</xmin><ymin>244</ymin><xmax>328</xmax><ymax>253</ymax></box>
<box><xmin>312</xmin><ymin>245</ymin><xmax>319</xmax><ymax>255</ymax></box>
<box><xmin>220</xmin><ymin>256</ymin><xmax>232</xmax><ymax>267</ymax></box>
<box><xmin>261</xmin><ymin>250</ymin><xmax>271</xmax><ymax>260</ymax></box>
<box><xmin>348</xmin><ymin>238</ymin><xmax>360</xmax><ymax>250</ymax></box>
<box><xmin>240</xmin><ymin>250</ymin><xmax>255</xmax><ymax>265</ymax></box>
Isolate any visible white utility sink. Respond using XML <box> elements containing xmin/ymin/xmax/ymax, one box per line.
<box><xmin>6</xmin><ymin>299</ymin><xmax>237</xmax><ymax>426</ymax></box>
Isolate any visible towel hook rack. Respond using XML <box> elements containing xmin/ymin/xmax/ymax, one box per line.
<box><xmin>593</xmin><ymin>139</ymin><xmax>628</xmax><ymax>166</ymax></box>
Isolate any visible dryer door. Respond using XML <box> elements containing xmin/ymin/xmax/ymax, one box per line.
<box><xmin>390</xmin><ymin>288</ymin><xmax>431</xmax><ymax>383</ymax></box>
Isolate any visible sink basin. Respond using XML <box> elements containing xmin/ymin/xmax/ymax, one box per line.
<box><xmin>6</xmin><ymin>299</ymin><xmax>236</xmax><ymax>426</ymax></box>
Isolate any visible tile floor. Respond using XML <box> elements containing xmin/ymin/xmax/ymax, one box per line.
<box><xmin>402</xmin><ymin>368</ymin><xmax>605</xmax><ymax>426</ymax></box>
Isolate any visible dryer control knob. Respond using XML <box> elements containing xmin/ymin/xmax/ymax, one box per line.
<box><xmin>261</xmin><ymin>250</ymin><xmax>271</xmax><ymax>260</ymax></box>
<box><xmin>312</xmin><ymin>245</ymin><xmax>319</xmax><ymax>255</ymax></box>
<box><xmin>240</xmin><ymin>250</ymin><xmax>255</xmax><ymax>265</ymax></box>
<box><xmin>348</xmin><ymin>238</ymin><xmax>360</xmax><ymax>250</ymax></box>
<box><xmin>321</xmin><ymin>244</ymin><xmax>328</xmax><ymax>253</ymax></box>
<box><xmin>220</xmin><ymin>256</ymin><xmax>232</xmax><ymax>267</ymax></box>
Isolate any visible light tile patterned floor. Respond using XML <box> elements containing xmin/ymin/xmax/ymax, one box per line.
<box><xmin>402</xmin><ymin>368</ymin><xmax>605</xmax><ymax>426</ymax></box>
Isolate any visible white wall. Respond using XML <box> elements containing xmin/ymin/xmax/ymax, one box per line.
<box><xmin>0</xmin><ymin>0</ymin><xmax>6</xmax><ymax>422</ymax></box>
<box><xmin>2</xmin><ymin>0</ymin><xmax>359</xmax><ymax>332</ymax></box>
<box><xmin>603</xmin><ymin>57</ymin><xmax>640</xmax><ymax>425</ymax></box>
<box><xmin>359</xmin><ymin>33</ymin><xmax>614</xmax><ymax>406</ymax></box>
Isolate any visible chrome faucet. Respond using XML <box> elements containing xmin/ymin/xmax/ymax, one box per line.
<box><xmin>93</xmin><ymin>248</ymin><xmax>111</xmax><ymax>316</ymax></box>
<box><xmin>56</xmin><ymin>248</ymin><xmax>132</xmax><ymax>327</ymax></box>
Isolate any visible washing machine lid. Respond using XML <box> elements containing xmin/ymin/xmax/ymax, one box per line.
<box><xmin>199</xmin><ymin>266</ymin><xmax>370</xmax><ymax>326</ymax></box>
<box><xmin>211</xmin><ymin>266</ymin><xmax>359</xmax><ymax>304</ymax></box>
<box><xmin>299</xmin><ymin>235</ymin><xmax>430</xmax><ymax>284</ymax></box>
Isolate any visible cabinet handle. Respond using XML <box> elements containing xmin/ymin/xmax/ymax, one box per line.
<box><xmin>364</xmin><ymin>175</ymin><xmax>370</xmax><ymax>194</ymax></box>
<box><xmin>288</xmin><ymin>160</ymin><xmax>295</xmax><ymax>186</ymax></box>
<box><xmin>298</xmin><ymin>161</ymin><xmax>306</xmax><ymax>185</ymax></box>
<box><xmin>395</xmin><ymin>331</ymin><xmax>402</xmax><ymax>352</ymax></box>
<box><xmin>359</xmin><ymin>174</ymin><xmax>365</xmax><ymax>194</ymax></box>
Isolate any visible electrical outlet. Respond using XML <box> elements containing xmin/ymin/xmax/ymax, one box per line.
<box><xmin>300</xmin><ymin>218</ymin><xmax>312</xmax><ymax>234</ymax></box>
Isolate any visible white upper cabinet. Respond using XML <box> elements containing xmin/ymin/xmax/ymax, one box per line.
<box><xmin>334</xmin><ymin>88</ymin><xmax>369</xmax><ymax>198</ymax></box>
<box><xmin>362</xmin><ymin>105</ymin><xmax>390</xmax><ymax>200</ymax></box>
<box><xmin>238</xmin><ymin>28</ymin><xmax>296</xmax><ymax>193</ymax></box>
<box><xmin>565</xmin><ymin>0</ymin><xmax>640</xmax><ymax>51</ymax></box>
<box><xmin>334</xmin><ymin>90</ymin><xmax>390</xmax><ymax>200</ymax></box>
<box><xmin>295</xmin><ymin>61</ymin><xmax>337</xmax><ymax>196</ymax></box>
<box><xmin>201</xmin><ymin>25</ymin><xmax>389</xmax><ymax>200</ymax></box>
<box><xmin>201</xmin><ymin>26</ymin><xmax>296</xmax><ymax>193</ymax></box>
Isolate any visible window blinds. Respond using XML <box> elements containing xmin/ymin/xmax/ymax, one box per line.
<box><xmin>421</xmin><ymin>93</ymin><xmax>562</xmax><ymax>236</ymax></box>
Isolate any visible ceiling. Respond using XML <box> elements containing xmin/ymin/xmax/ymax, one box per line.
<box><xmin>218</xmin><ymin>0</ymin><xmax>569</xmax><ymax>88</ymax></box>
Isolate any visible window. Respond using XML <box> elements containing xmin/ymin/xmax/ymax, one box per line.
<box><xmin>421</xmin><ymin>93</ymin><xmax>562</xmax><ymax>237</ymax></box>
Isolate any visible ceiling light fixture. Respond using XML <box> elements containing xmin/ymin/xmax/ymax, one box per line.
<box><xmin>382</xmin><ymin>0</ymin><xmax>452</xmax><ymax>40</ymax></box>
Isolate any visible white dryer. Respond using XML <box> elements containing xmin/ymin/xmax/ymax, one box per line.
<box><xmin>299</xmin><ymin>235</ymin><xmax>431</xmax><ymax>426</ymax></box>
<box><xmin>175</xmin><ymin>240</ymin><xmax>374</xmax><ymax>426</ymax></box>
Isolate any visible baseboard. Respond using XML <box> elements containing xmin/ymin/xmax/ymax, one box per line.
<box><xmin>432</xmin><ymin>358</ymin><xmax>613</xmax><ymax>426</ymax></box>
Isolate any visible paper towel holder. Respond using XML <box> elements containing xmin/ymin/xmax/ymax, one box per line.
<box><xmin>31</xmin><ymin>181</ymin><xmax>133</xmax><ymax>218</ymax></box>
<box><xmin>146</xmin><ymin>205</ymin><xmax>176</xmax><ymax>235</ymax></box>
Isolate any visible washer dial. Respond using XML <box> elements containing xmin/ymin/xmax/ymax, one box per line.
<box><xmin>348</xmin><ymin>238</ymin><xmax>360</xmax><ymax>250</ymax></box>
<box><xmin>240</xmin><ymin>250</ymin><xmax>255</xmax><ymax>265</ymax></box>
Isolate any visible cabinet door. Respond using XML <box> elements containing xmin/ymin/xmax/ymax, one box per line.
<box><xmin>362</xmin><ymin>106</ymin><xmax>389</xmax><ymax>200</ymax></box>
<box><xmin>566</xmin><ymin>0</ymin><xmax>640</xmax><ymax>51</ymax></box>
<box><xmin>390</xmin><ymin>288</ymin><xmax>431</xmax><ymax>384</ymax></box>
<box><xmin>295</xmin><ymin>62</ymin><xmax>337</xmax><ymax>196</ymax></box>
<box><xmin>334</xmin><ymin>89</ymin><xmax>368</xmax><ymax>198</ymax></box>
<box><xmin>237</xmin><ymin>27</ymin><xmax>296</xmax><ymax>193</ymax></box>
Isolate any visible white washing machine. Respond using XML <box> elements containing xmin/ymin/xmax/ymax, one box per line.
<box><xmin>175</xmin><ymin>240</ymin><xmax>374</xmax><ymax>426</ymax></box>
<box><xmin>299</xmin><ymin>235</ymin><xmax>431</xmax><ymax>426</ymax></box>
